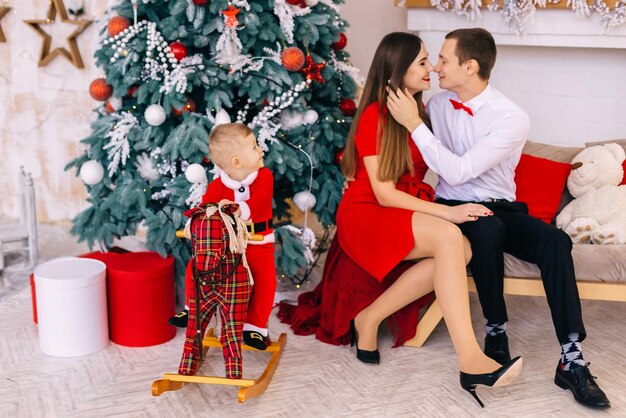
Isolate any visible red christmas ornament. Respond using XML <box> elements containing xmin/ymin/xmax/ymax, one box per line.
<box><xmin>108</xmin><ymin>15</ymin><xmax>130</xmax><ymax>37</ymax></box>
<box><xmin>89</xmin><ymin>78</ymin><xmax>113</xmax><ymax>101</ymax></box>
<box><xmin>127</xmin><ymin>85</ymin><xmax>138</xmax><ymax>97</ymax></box>
<box><xmin>301</xmin><ymin>54</ymin><xmax>326</xmax><ymax>84</ymax></box>
<box><xmin>331</xmin><ymin>32</ymin><xmax>347</xmax><ymax>50</ymax></box>
<box><xmin>281</xmin><ymin>46</ymin><xmax>305</xmax><ymax>72</ymax></box>
<box><xmin>193</xmin><ymin>0</ymin><xmax>209</xmax><ymax>5</ymax></box>
<box><xmin>169</xmin><ymin>41</ymin><xmax>187</xmax><ymax>61</ymax></box>
<box><xmin>223</xmin><ymin>5</ymin><xmax>240</xmax><ymax>27</ymax></box>
<box><xmin>286</xmin><ymin>0</ymin><xmax>302</xmax><ymax>4</ymax></box>
<box><xmin>340</xmin><ymin>98</ymin><xmax>356</xmax><ymax>116</ymax></box>
<box><xmin>335</xmin><ymin>148</ymin><xmax>344</xmax><ymax>166</ymax></box>
<box><xmin>173</xmin><ymin>97</ymin><xmax>196</xmax><ymax>116</ymax></box>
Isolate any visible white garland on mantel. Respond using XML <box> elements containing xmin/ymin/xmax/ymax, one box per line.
<box><xmin>428</xmin><ymin>0</ymin><xmax>626</xmax><ymax>31</ymax></box>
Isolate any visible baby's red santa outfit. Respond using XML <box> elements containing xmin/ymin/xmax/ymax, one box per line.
<box><xmin>180</xmin><ymin>166</ymin><xmax>276</xmax><ymax>350</ymax></box>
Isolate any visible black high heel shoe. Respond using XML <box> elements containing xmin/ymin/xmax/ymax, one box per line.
<box><xmin>350</xmin><ymin>319</ymin><xmax>380</xmax><ymax>364</ymax></box>
<box><xmin>460</xmin><ymin>356</ymin><xmax>523</xmax><ymax>408</ymax></box>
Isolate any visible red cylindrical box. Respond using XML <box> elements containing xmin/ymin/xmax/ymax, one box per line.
<box><xmin>106</xmin><ymin>252</ymin><xmax>176</xmax><ymax>347</ymax></box>
<box><xmin>30</xmin><ymin>274</ymin><xmax>38</xmax><ymax>324</ymax></box>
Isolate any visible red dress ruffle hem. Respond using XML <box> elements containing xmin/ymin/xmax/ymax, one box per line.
<box><xmin>277</xmin><ymin>235</ymin><xmax>435</xmax><ymax>347</ymax></box>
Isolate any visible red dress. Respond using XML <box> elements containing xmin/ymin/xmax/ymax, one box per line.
<box><xmin>337</xmin><ymin>102</ymin><xmax>433</xmax><ymax>280</ymax></box>
<box><xmin>278</xmin><ymin>102</ymin><xmax>435</xmax><ymax>347</ymax></box>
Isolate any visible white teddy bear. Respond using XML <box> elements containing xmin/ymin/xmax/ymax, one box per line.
<box><xmin>556</xmin><ymin>143</ymin><xmax>626</xmax><ymax>244</ymax></box>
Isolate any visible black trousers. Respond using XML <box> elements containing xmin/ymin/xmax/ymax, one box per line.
<box><xmin>437</xmin><ymin>198</ymin><xmax>586</xmax><ymax>343</ymax></box>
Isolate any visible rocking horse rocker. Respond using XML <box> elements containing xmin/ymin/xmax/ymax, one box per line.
<box><xmin>152</xmin><ymin>200</ymin><xmax>286</xmax><ymax>402</ymax></box>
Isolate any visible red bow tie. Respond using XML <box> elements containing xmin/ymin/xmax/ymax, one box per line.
<box><xmin>449</xmin><ymin>99</ymin><xmax>473</xmax><ymax>116</ymax></box>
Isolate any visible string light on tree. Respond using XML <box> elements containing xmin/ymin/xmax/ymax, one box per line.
<box><xmin>173</xmin><ymin>97</ymin><xmax>196</xmax><ymax>116</ymax></box>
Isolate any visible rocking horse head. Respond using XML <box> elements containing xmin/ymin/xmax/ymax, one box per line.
<box><xmin>185</xmin><ymin>200</ymin><xmax>249</xmax><ymax>276</ymax></box>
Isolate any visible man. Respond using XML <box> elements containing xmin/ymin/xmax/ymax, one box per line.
<box><xmin>386</xmin><ymin>28</ymin><xmax>610</xmax><ymax>409</ymax></box>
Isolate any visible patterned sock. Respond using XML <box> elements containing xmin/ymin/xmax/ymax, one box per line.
<box><xmin>561</xmin><ymin>332</ymin><xmax>586</xmax><ymax>371</ymax></box>
<box><xmin>485</xmin><ymin>322</ymin><xmax>507</xmax><ymax>337</ymax></box>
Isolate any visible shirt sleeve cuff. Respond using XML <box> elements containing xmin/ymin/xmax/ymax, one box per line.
<box><xmin>238</xmin><ymin>201</ymin><xmax>251</xmax><ymax>221</ymax></box>
<box><xmin>411</xmin><ymin>123</ymin><xmax>436</xmax><ymax>148</ymax></box>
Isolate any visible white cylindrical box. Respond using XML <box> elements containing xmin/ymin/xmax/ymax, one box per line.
<box><xmin>34</xmin><ymin>257</ymin><xmax>109</xmax><ymax>357</ymax></box>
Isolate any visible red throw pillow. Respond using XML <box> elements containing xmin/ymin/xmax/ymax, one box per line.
<box><xmin>514</xmin><ymin>154</ymin><xmax>572</xmax><ymax>224</ymax></box>
<box><xmin>621</xmin><ymin>160</ymin><xmax>626</xmax><ymax>185</ymax></box>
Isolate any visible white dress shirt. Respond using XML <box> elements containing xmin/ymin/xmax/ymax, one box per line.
<box><xmin>411</xmin><ymin>84</ymin><xmax>530</xmax><ymax>202</ymax></box>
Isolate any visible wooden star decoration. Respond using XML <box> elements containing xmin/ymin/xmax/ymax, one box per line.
<box><xmin>0</xmin><ymin>7</ymin><xmax>10</xmax><ymax>43</ymax></box>
<box><xmin>23</xmin><ymin>0</ymin><xmax>93</xmax><ymax>68</ymax></box>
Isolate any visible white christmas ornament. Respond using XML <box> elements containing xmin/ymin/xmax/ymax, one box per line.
<box><xmin>145</xmin><ymin>104</ymin><xmax>167</xmax><ymax>126</ymax></box>
<box><xmin>185</xmin><ymin>163</ymin><xmax>208</xmax><ymax>184</ymax></box>
<box><xmin>280</xmin><ymin>110</ymin><xmax>303</xmax><ymax>129</ymax></box>
<box><xmin>304</xmin><ymin>109</ymin><xmax>319</xmax><ymax>124</ymax></box>
<box><xmin>214</xmin><ymin>108</ymin><xmax>232</xmax><ymax>127</ymax></box>
<box><xmin>79</xmin><ymin>160</ymin><xmax>105</xmax><ymax>185</ymax></box>
<box><xmin>293</xmin><ymin>190</ymin><xmax>316</xmax><ymax>211</ymax></box>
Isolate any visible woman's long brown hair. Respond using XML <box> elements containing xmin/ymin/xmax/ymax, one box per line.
<box><xmin>342</xmin><ymin>32</ymin><xmax>431</xmax><ymax>183</ymax></box>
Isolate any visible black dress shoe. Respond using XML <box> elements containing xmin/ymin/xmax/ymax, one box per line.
<box><xmin>350</xmin><ymin>319</ymin><xmax>380</xmax><ymax>364</ymax></box>
<box><xmin>243</xmin><ymin>330</ymin><xmax>271</xmax><ymax>351</ymax></box>
<box><xmin>554</xmin><ymin>362</ymin><xmax>610</xmax><ymax>409</ymax></box>
<box><xmin>460</xmin><ymin>356</ymin><xmax>523</xmax><ymax>408</ymax></box>
<box><xmin>484</xmin><ymin>333</ymin><xmax>511</xmax><ymax>365</ymax></box>
<box><xmin>168</xmin><ymin>309</ymin><xmax>188</xmax><ymax>328</ymax></box>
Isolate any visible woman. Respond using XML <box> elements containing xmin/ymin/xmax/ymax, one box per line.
<box><xmin>336</xmin><ymin>32</ymin><xmax>522</xmax><ymax>407</ymax></box>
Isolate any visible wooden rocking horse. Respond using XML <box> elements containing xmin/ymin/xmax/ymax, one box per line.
<box><xmin>152</xmin><ymin>200</ymin><xmax>286</xmax><ymax>402</ymax></box>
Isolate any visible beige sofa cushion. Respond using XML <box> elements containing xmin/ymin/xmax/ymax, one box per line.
<box><xmin>503</xmin><ymin>244</ymin><xmax>626</xmax><ymax>283</ymax></box>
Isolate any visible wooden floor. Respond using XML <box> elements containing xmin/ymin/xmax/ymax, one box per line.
<box><xmin>1</xmin><ymin>225</ymin><xmax>625</xmax><ymax>417</ymax></box>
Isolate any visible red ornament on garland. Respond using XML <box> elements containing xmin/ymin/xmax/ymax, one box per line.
<box><xmin>340</xmin><ymin>98</ymin><xmax>356</xmax><ymax>116</ymax></box>
<box><xmin>192</xmin><ymin>0</ymin><xmax>209</xmax><ymax>5</ymax></box>
<box><xmin>108</xmin><ymin>15</ymin><xmax>130</xmax><ymax>37</ymax></box>
<box><xmin>169</xmin><ymin>41</ymin><xmax>187</xmax><ymax>61</ymax></box>
<box><xmin>282</xmin><ymin>46</ymin><xmax>305</xmax><ymax>72</ymax></box>
<box><xmin>89</xmin><ymin>78</ymin><xmax>113</xmax><ymax>101</ymax></box>
<box><xmin>286</xmin><ymin>0</ymin><xmax>302</xmax><ymax>4</ymax></box>
<box><xmin>173</xmin><ymin>97</ymin><xmax>196</xmax><ymax>116</ymax></box>
<box><xmin>331</xmin><ymin>33</ymin><xmax>347</xmax><ymax>50</ymax></box>
<box><xmin>301</xmin><ymin>54</ymin><xmax>326</xmax><ymax>84</ymax></box>
<box><xmin>335</xmin><ymin>148</ymin><xmax>344</xmax><ymax>166</ymax></box>
<box><xmin>127</xmin><ymin>85</ymin><xmax>138</xmax><ymax>97</ymax></box>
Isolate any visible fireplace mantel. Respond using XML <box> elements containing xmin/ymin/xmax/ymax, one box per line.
<box><xmin>405</xmin><ymin>8</ymin><xmax>626</xmax><ymax>49</ymax></box>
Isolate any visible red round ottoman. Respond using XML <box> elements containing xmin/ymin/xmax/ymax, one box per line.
<box><xmin>106</xmin><ymin>252</ymin><xmax>176</xmax><ymax>347</ymax></box>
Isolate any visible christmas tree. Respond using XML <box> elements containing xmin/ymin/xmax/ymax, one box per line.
<box><xmin>66</xmin><ymin>0</ymin><xmax>360</xmax><ymax>293</ymax></box>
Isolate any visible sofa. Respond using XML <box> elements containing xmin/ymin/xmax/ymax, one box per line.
<box><xmin>405</xmin><ymin>139</ymin><xmax>626</xmax><ymax>347</ymax></box>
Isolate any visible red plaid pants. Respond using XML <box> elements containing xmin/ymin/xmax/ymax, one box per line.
<box><xmin>178</xmin><ymin>261</ymin><xmax>251</xmax><ymax>379</ymax></box>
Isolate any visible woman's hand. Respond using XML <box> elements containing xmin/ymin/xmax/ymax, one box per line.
<box><xmin>386</xmin><ymin>87</ymin><xmax>422</xmax><ymax>132</ymax></box>
<box><xmin>444</xmin><ymin>203</ymin><xmax>493</xmax><ymax>224</ymax></box>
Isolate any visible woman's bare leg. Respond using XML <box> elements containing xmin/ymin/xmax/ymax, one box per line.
<box><xmin>355</xmin><ymin>212</ymin><xmax>500</xmax><ymax>374</ymax></box>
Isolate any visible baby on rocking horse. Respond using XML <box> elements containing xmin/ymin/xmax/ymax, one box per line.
<box><xmin>175</xmin><ymin>123</ymin><xmax>276</xmax><ymax>379</ymax></box>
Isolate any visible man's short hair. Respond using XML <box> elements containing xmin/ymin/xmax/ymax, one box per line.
<box><xmin>445</xmin><ymin>28</ymin><xmax>496</xmax><ymax>80</ymax></box>
<box><xmin>208</xmin><ymin>123</ymin><xmax>254</xmax><ymax>169</ymax></box>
